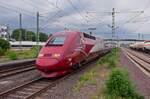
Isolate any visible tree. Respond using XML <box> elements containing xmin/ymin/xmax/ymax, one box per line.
<box><xmin>26</xmin><ymin>31</ymin><xmax>36</xmax><ymax>41</ymax></box>
<box><xmin>11</xmin><ymin>29</ymin><xmax>26</xmax><ymax>41</ymax></box>
<box><xmin>11</xmin><ymin>29</ymin><xmax>48</xmax><ymax>42</ymax></box>
<box><xmin>39</xmin><ymin>32</ymin><xmax>48</xmax><ymax>42</ymax></box>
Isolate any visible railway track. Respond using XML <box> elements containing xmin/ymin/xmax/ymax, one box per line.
<box><xmin>123</xmin><ymin>48</ymin><xmax>150</xmax><ymax>77</ymax></box>
<box><xmin>0</xmin><ymin>64</ymin><xmax>36</xmax><ymax>79</ymax></box>
<box><xmin>0</xmin><ymin>65</ymin><xmax>88</xmax><ymax>99</ymax></box>
<box><xmin>0</xmin><ymin>49</ymin><xmax>111</xmax><ymax>99</ymax></box>
<box><xmin>0</xmin><ymin>61</ymin><xmax>95</xmax><ymax>99</ymax></box>
<box><xmin>130</xmin><ymin>48</ymin><xmax>150</xmax><ymax>58</ymax></box>
<box><xmin>0</xmin><ymin>76</ymin><xmax>49</xmax><ymax>99</ymax></box>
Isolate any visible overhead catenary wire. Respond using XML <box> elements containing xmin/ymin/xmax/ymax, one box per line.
<box><xmin>128</xmin><ymin>0</ymin><xmax>150</xmax><ymax>33</ymax></box>
<box><xmin>116</xmin><ymin>0</ymin><xmax>150</xmax><ymax>29</ymax></box>
<box><xmin>67</xmin><ymin>0</ymin><xmax>89</xmax><ymax>23</ymax></box>
<box><xmin>1</xmin><ymin>0</ymin><xmax>150</xmax><ymax>38</ymax></box>
<box><xmin>115</xmin><ymin>11</ymin><xmax>144</xmax><ymax>29</ymax></box>
<box><xmin>0</xmin><ymin>1</ymin><xmax>35</xmax><ymax>16</ymax></box>
<box><xmin>115</xmin><ymin>0</ymin><xmax>150</xmax><ymax>36</ymax></box>
<box><xmin>22</xmin><ymin>0</ymin><xmax>53</xmax><ymax>11</ymax></box>
<box><xmin>45</xmin><ymin>0</ymin><xmax>61</xmax><ymax>10</ymax></box>
<box><xmin>40</xmin><ymin>10</ymin><xmax>62</xmax><ymax>28</ymax></box>
<box><xmin>43</xmin><ymin>0</ymin><xmax>89</xmax><ymax>29</ymax></box>
<box><xmin>74</xmin><ymin>0</ymin><xmax>102</xmax><ymax>22</ymax></box>
<box><xmin>0</xmin><ymin>3</ymin><xmax>36</xmax><ymax>18</ymax></box>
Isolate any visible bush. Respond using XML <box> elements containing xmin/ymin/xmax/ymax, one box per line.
<box><xmin>98</xmin><ymin>48</ymin><xmax>118</xmax><ymax>68</ymax></box>
<box><xmin>0</xmin><ymin>38</ymin><xmax>10</xmax><ymax>50</ymax></box>
<box><xmin>0</xmin><ymin>47</ymin><xmax>4</xmax><ymax>56</ymax></box>
<box><xmin>0</xmin><ymin>38</ymin><xmax>10</xmax><ymax>55</ymax></box>
<box><xmin>106</xmin><ymin>68</ymin><xmax>144</xmax><ymax>99</ymax></box>
<box><xmin>6</xmin><ymin>50</ymin><xmax>18</xmax><ymax>60</ymax></box>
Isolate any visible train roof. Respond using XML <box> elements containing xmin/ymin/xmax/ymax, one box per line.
<box><xmin>52</xmin><ymin>30</ymin><xmax>103</xmax><ymax>41</ymax></box>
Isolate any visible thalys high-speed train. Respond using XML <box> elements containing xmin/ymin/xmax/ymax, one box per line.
<box><xmin>36</xmin><ymin>31</ymin><xmax>107</xmax><ymax>77</ymax></box>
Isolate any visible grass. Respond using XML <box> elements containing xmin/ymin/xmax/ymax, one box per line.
<box><xmin>4</xmin><ymin>46</ymin><xmax>39</xmax><ymax>60</ymax></box>
<box><xmin>98</xmin><ymin>48</ymin><xmax>119</xmax><ymax>68</ymax></box>
<box><xmin>74</xmin><ymin>69</ymin><xmax>97</xmax><ymax>92</ymax></box>
<box><xmin>106</xmin><ymin>68</ymin><xmax>144</xmax><ymax>99</ymax></box>
<box><xmin>93</xmin><ymin>48</ymin><xmax>144</xmax><ymax>99</ymax></box>
<box><xmin>6</xmin><ymin>50</ymin><xmax>18</xmax><ymax>60</ymax></box>
<box><xmin>74</xmin><ymin>48</ymin><xmax>119</xmax><ymax>92</ymax></box>
<box><xmin>73</xmin><ymin>48</ymin><xmax>144</xmax><ymax>99</ymax></box>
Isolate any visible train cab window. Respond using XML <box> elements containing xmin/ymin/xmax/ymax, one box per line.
<box><xmin>46</xmin><ymin>36</ymin><xmax>66</xmax><ymax>46</ymax></box>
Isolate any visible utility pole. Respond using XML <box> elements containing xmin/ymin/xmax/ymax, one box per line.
<box><xmin>37</xmin><ymin>12</ymin><xmax>40</xmax><ymax>53</ymax></box>
<box><xmin>25</xmin><ymin>29</ymin><xmax>27</xmax><ymax>41</ymax></box>
<box><xmin>142</xmin><ymin>34</ymin><xmax>144</xmax><ymax>40</ymax></box>
<box><xmin>112</xmin><ymin>8</ymin><xmax>115</xmax><ymax>40</ymax></box>
<box><xmin>7</xmin><ymin>25</ymin><xmax>10</xmax><ymax>41</ymax></box>
<box><xmin>112</xmin><ymin>8</ymin><xmax>118</xmax><ymax>47</ymax></box>
<box><xmin>87</xmin><ymin>9</ymin><xmax>144</xmax><ymax>46</ymax></box>
<box><xmin>138</xmin><ymin>33</ymin><xmax>140</xmax><ymax>40</ymax></box>
<box><xmin>19</xmin><ymin>13</ymin><xmax>22</xmax><ymax>50</ymax></box>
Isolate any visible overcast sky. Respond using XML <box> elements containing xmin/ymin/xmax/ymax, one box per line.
<box><xmin>0</xmin><ymin>0</ymin><xmax>150</xmax><ymax>39</ymax></box>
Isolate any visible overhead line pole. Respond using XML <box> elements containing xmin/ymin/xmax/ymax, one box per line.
<box><xmin>19</xmin><ymin>13</ymin><xmax>22</xmax><ymax>50</ymax></box>
<box><xmin>112</xmin><ymin>8</ymin><xmax>115</xmax><ymax>41</ymax></box>
<box><xmin>87</xmin><ymin>9</ymin><xmax>144</xmax><ymax>47</ymax></box>
<box><xmin>37</xmin><ymin>12</ymin><xmax>40</xmax><ymax>53</ymax></box>
<box><xmin>112</xmin><ymin>8</ymin><xmax>119</xmax><ymax>47</ymax></box>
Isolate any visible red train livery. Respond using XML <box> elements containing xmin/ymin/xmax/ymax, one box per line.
<box><xmin>36</xmin><ymin>30</ymin><xmax>105</xmax><ymax>77</ymax></box>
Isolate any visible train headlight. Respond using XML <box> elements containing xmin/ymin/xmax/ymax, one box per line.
<box><xmin>38</xmin><ymin>53</ymin><xmax>44</xmax><ymax>58</ymax></box>
<box><xmin>52</xmin><ymin>53</ymin><xmax>61</xmax><ymax>58</ymax></box>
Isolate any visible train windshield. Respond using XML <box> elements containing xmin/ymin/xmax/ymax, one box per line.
<box><xmin>46</xmin><ymin>36</ymin><xmax>66</xmax><ymax>46</ymax></box>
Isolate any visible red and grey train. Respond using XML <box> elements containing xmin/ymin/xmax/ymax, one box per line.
<box><xmin>36</xmin><ymin>31</ymin><xmax>106</xmax><ymax>77</ymax></box>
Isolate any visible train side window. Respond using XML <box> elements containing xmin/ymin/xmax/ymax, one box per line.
<box><xmin>83</xmin><ymin>33</ymin><xmax>96</xmax><ymax>40</ymax></box>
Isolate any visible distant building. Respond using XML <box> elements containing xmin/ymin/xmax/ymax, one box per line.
<box><xmin>0</xmin><ymin>25</ymin><xmax>9</xmax><ymax>40</ymax></box>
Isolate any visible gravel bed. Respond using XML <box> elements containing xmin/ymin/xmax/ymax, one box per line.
<box><xmin>34</xmin><ymin>60</ymin><xmax>109</xmax><ymax>99</ymax></box>
<box><xmin>120</xmin><ymin>49</ymin><xmax>150</xmax><ymax>98</ymax></box>
<box><xmin>34</xmin><ymin>62</ymin><xmax>98</xmax><ymax>99</ymax></box>
<box><xmin>0</xmin><ymin>69</ymin><xmax>41</xmax><ymax>93</ymax></box>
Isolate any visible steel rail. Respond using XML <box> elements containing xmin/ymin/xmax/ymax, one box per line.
<box><xmin>123</xmin><ymin>48</ymin><xmax>150</xmax><ymax>74</ymax></box>
<box><xmin>0</xmin><ymin>64</ymin><xmax>36</xmax><ymax>79</ymax></box>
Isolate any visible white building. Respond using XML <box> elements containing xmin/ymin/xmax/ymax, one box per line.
<box><xmin>0</xmin><ymin>25</ymin><xmax>9</xmax><ymax>40</ymax></box>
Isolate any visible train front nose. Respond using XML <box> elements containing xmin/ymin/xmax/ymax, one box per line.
<box><xmin>36</xmin><ymin>58</ymin><xmax>60</xmax><ymax>72</ymax></box>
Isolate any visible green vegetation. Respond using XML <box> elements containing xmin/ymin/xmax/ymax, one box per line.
<box><xmin>11</xmin><ymin>29</ymin><xmax>49</xmax><ymax>42</ymax></box>
<box><xmin>39</xmin><ymin>32</ymin><xmax>49</xmax><ymax>42</ymax></box>
<box><xmin>74</xmin><ymin>69</ymin><xmax>97</xmax><ymax>92</ymax></box>
<box><xmin>76</xmin><ymin>48</ymin><xmax>144</xmax><ymax>99</ymax></box>
<box><xmin>98</xmin><ymin>48</ymin><xmax>119</xmax><ymax>68</ymax></box>
<box><xmin>6</xmin><ymin>50</ymin><xmax>18</xmax><ymax>60</ymax></box>
<box><xmin>0</xmin><ymin>38</ymin><xmax>10</xmax><ymax>56</ymax></box>
<box><xmin>0</xmin><ymin>45</ymin><xmax>39</xmax><ymax>62</ymax></box>
<box><xmin>4</xmin><ymin>46</ymin><xmax>39</xmax><ymax>60</ymax></box>
<box><xmin>97</xmin><ymin>48</ymin><xmax>144</xmax><ymax>99</ymax></box>
<box><xmin>106</xmin><ymin>68</ymin><xmax>144</xmax><ymax>99</ymax></box>
<box><xmin>74</xmin><ymin>49</ymin><xmax>119</xmax><ymax>92</ymax></box>
<box><xmin>0</xmin><ymin>47</ymin><xmax>4</xmax><ymax>56</ymax></box>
